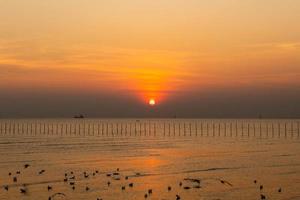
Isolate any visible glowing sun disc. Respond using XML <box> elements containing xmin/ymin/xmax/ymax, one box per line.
<box><xmin>149</xmin><ymin>99</ymin><xmax>156</xmax><ymax>106</ymax></box>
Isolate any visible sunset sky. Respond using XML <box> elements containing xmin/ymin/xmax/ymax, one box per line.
<box><xmin>0</xmin><ymin>0</ymin><xmax>300</xmax><ymax>118</ymax></box>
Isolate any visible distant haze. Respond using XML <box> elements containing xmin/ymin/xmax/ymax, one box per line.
<box><xmin>0</xmin><ymin>0</ymin><xmax>300</xmax><ymax>118</ymax></box>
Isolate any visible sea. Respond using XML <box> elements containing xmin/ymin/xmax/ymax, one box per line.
<box><xmin>0</xmin><ymin>119</ymin><xmax>299</xmax><ymax>200</ymax></box>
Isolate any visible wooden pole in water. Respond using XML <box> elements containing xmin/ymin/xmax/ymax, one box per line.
<box><xmin>291</xmin><ymin>122</ymin><xmax>294</xmax><ymax>138</ymax></box>
<box><xmin>106</xmin><ymin>122</ymin><xmax>109</xmax><ymax>136</ymax></box>
<box><xmin>16</xmin><ymin>123</ymin><xmax>19</xmax><ymax>135</ymax></box>
<box><xmin>230</xmin><ymin>122</ymin><xmax>232</xmax><ymax>137</ymax></box>
<box><xmin>173</xmin><ymin>122</ymin><xmax>176</xmax><ymax>136</ymax></box>
<box><xmin>278</xmin><ymin>122</ymin><xmax>280</xmax><ymax>138</ymax></box>
<box><xmin>200</xmin><ymin>122</ymin><xmax>203</xmax><ymax>136</ymax></box>
<box><xmin>195</xmin><ymin>122</ymin><xmax>198</xmax><ymax>136</ymax></box>
<box><xmin>60</xmin><ymin>123</ymin><xmax>64</xmax><ymax>135</ymax></box>
<box><xmin>272</xmin><ymin>123</ymin><xmax>274</xmax><ymax>138</ymax></box>
<box><xmin>241</xmin><ymin>122</ymin><xmax>244</xmax><ymax>137</ymax></box>
<box><xmin>266</xmin><ymin>122</ymin><xmax>269</xmax><ymax>138</ymax></box>
<box><xmin>253</xmin><ymin>123</ymin><xmax>256</xmax><ymax>137</ymax></box>
<box><xmin>207</xmin><ymin>123</ymin><xmax>209</xmax><ymax>137</ymax></box>
<box><xmin>259</xmin><ymin>123</ymin><xmax>262</xmax><ymax>138</ymax></box>
<box><xmin>139</xmin><ymin>122</ymin><xmax>142</xmax><ymax>136</ymax></box>
<box><xmin>285</xmin><ymin>122</ymin><xmax>287</xmax><ymax>138</ymax></box>
<box><xmin>92</xmin><ymin>123</ymin><xmax>94</xmax><ymax>136</ymax></box>
<box><xmin>236</xmin><ymin>122</ymin><xmax>238</xmax><ymax>137</ymax></box>
<box><xmin>78</xmin><ymin>123</ymin><xmax>80</xmax><ymax>136</ymax></box>
<box><xmin>247</xmin><ymin>123</ymin><xmax>250</xmax><ymax>137</ymax></box>
<box><xmin>213</xmin><ymin>123</ymin><xmax>215</xmax><ymax>137</ymax></box>
<box><xmin>224</xmin><ymin>123</ymin><xmax>226</xmax><ymax>137</ymax></box>
<box><xmin>297</xmin><ymin>121</ymin><xmax>299</xmax><ymax>138</ymax></box>
<box><xmin>129</xmin><ymin>123</ymin><xmax>132</xmax><ymax>136</ymax></box>
<box><xmin>35</xmin><ymin>122</ymin><xmax>37</xmax><ymax>136</ymax></box>
<box><xmin>189</xmin><ymin>123</ymin><xmax>192</xmax><ymax>136</ymax></box>
<box><xmin>218</xmin><ymin>123</ymin><xmax>220</xmax><ymax>137</ymax></box>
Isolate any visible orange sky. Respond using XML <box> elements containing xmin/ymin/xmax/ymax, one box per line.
<box><xmin>1</xmin><ymin>0</ymin><xmax>300</xmax><ymax>107</ymax></box>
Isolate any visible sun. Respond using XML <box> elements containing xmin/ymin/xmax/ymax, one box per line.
<box><xmin>149</xmin><ymin>99</ymin><xmax>156</xmax><ymax>106</ymax></box>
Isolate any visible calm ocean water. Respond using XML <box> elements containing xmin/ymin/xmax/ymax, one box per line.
<box><xmin>0</xmin><ymin>119</ymin><xmax>299</xmax><ymax>200</ymax></box>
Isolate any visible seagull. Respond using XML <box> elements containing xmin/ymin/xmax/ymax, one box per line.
<box><xmin>168</xmin><ymin>186</ymin><xmax>172</xmax><ymax>191</ymax></box>
<box><xmin>24</xmin><ymin>164</ymin><xmax>30</xmax><ymax>169</ymax></box>
<box><xmin>47</xmin><ymin>185</ymin><xmax>52</xmax><ymax>191</ymax></box>
<box><xmin>217</xmin><ymin>179</ymin><xmax>233</xmax><ymax>187</ymax></box>
<box><xmin>20</xmin><ymin>188</ymin><xmax>27</xmax><ymax>194</ymax></box>
<box><xmin>39</xmin><ymin>170</ymin><xmax>45</xmax><ymax>175</ymax></box>
<box><xmin>260</xmin><ymin>185</ymin><xmax>263</xmax><ymax>190</ymax></box>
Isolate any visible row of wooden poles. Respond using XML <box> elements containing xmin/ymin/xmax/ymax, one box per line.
<box><xmin>0</xmin><ymin>121</ymin><xmax>299</xmax><ymax>138</ymax></box>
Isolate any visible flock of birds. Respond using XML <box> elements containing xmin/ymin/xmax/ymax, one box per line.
<box><xmin>1</xmin><ymin>164</ymin><xmax>283</xmax><ymax>200</ymax></box>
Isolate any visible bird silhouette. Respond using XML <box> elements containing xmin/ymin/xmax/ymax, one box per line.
<box><xmin>260</xmin><ymin>185</ymin><xmax>263</xmax><ymax>190</ymax></box>
<box><xmin>20</xmin><ymin>188</ymin><xmax>27</xmax><ymax>194</ymax></box>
